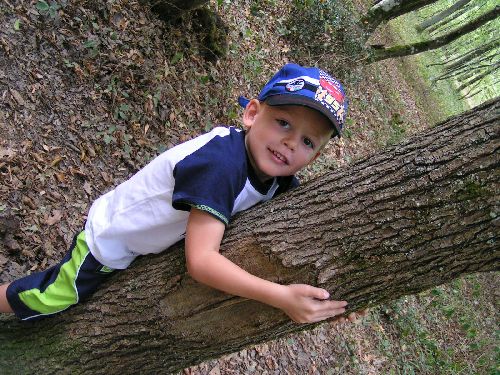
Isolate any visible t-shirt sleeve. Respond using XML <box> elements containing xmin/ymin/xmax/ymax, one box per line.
<box><xmin>171</xmin><ymin>133</ymin><xmax>246</xmax><ymax>226</ymax></box>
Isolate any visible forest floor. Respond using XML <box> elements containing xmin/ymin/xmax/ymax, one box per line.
<box><xmin>0</xmin><ymin>0</ymin><xmax>497</xmax><ymax>374</ymax></box>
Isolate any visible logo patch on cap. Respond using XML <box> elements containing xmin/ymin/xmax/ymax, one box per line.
<box><xmin>320</xmin><ymin>78</ymin><xmax>343</xmax><ymax>103</ymax></box>
<box><xmin>314</xmin><ymin>70</ymin><xmax>347</xmax><ymax>127</ymax></box>
<box><xmin>285</xmin><ymin>79</ymin><xmax>305</xmax><ymax>92</ymax></box>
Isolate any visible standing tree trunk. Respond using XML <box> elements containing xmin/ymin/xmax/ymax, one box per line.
<box><xmin>416</xmin><ymin>0</ymin><xmax>473</xmax><ymax>32</ymax></box>
<box><xmin>368</xmin><ymin>5</ymin><xmax>500</xmax><ymax>62</ymax></box>
<box><xmin>434</xmin><ymin>39</ymin><xmax>500</xmax><ymax>73</ymax></box>
<box><xmin>361</xmin><ymin>0</ymin><xmax>440</xmax><ymax>33</ymax></box>
<box><xmin>456</xmin><ymin>63</ymin><xmax>500</xmax><ymax>92</ymax></box>
<box><xmin>0</xmin><ymin>99</ymin><xmax>498</xmax><ymax>373</ymax></box>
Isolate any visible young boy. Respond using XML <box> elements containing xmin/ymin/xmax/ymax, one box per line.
<box><xmin>0</xmin><ymin>63</ymin><xmax>357</xmax><ymax>324</ymax></box>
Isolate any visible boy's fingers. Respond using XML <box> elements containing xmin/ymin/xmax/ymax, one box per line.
<box><xmin>316</xmin><ymin>300</ymin><xmax>347</xmax><ymax>316</ymax></box>
<box><xmin>347</xmin><ymin>312</ymin><xmax>357</xmax><ymax>322</ymax></box>
<box><xmin>307</xmin><ymin>286</ymin><xmax>330</xmax><ymax>300</ymax></box>
<box><xmin>310</xmin><ymin>306</ymin><xmax>368</xmax><ymax>324</ymax></box>
<box><xmin>303</xmin><ymin>300</ymin><xmax>349</xmax><ymax>323</ymax></box>
<box><xmin>331</xmin><ymin>316</ymin><xmax>346</xmax><ymax>324</ymax></box>
<box><xmin>322</xmin><ymin>299</ymin><xmax>348</xmax><ymax>309</ymax></box>
<box><xmin>313</xmin><ymin>288</ymin><xmax>330</xmax><ymax>299</ymax></box>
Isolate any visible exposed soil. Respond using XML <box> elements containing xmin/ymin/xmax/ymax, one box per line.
<box><xmin>0</xmin><ymin>1</ymin><xmax>497</xmax><ymax>374</ymax></box>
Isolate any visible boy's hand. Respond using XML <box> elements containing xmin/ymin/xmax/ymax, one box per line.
<box><xmin>185</xmin><ymin>210</ymin><xmax>353</xmax><ymax>325</ymax></box>
<box><xmin>334</xmin><ymin>308</ymin><xmax>369</xmax><ymax>324</ymax></box>
<box><xmin>278</xmin><ymin>284</ymin><xmax>347</xmax><ymax>324</ymax></box>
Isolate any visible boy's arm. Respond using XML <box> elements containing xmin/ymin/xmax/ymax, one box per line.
<box><xmin>0</xmin><ymin>284</ymin><xmax>13</xmax><ymax>313</ymax></box>
<box><xmin>185</xmin><ymin>208</ymin><xmax>347</xmax><ymax>323</ymax></box>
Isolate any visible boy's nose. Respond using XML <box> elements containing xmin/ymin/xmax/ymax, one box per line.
<box><xmin>282</xmin><ymin>135</ymin><xmax>298</xmax><ymax>151</ymax></box>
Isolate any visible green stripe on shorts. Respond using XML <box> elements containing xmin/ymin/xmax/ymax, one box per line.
<box><xmin>18</xmin><ymin>231</ymin><xmax>89</xmax><ymax>314</ymax></box>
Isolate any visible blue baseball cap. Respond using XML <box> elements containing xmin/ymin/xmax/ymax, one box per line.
<box><xmin>238</xmin><ymin>63</ymin><xmax>348</xmax><ymax>137</ymax></box>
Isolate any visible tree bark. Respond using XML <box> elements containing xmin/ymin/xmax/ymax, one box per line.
<box><xmin>0</xmin><ymin>99</ymin><xmax>499</xmax><ymax>373</ymax></box>
<box><xmin>368</xmin><ymin>5</ymin><xmax>500</xmax><ymax>62</ymax></box>
<box><xmin>361</xmin><ymin>0</ymin><xmax>440</xmax><ymax>33</ymax></box>
<box><xmin>416</xmin><ymin>0</ymin><xmax>473</xmax><ymax>32</ymax></box>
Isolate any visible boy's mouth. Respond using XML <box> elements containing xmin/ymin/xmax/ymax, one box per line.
<box><xmin>270</xmin><ymin>149</ymin><xmax>288</xmax><ymax>165</ymax></box>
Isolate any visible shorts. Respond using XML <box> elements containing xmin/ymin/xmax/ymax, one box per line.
<box><xmin>6</xmin><ymin>231</ymin><xmax>116</xmax><ymax>321</ymax></box>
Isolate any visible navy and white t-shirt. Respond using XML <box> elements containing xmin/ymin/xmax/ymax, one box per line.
<box><xmin>85</xmin><ymin>126</ymin><xmax>298</xmax><ymax>269</ymax></box>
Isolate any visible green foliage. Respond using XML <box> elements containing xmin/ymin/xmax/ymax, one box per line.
<box><xmin>243</xmin><ymin>53</ymin><xmax>263</xmax><ymax>79</ymax></box>
<box><xmin>83</xmin><ymin>38</ymin><xmax>99</xmax><ymax>58</ymax></box>
<box><xmin>35</xmin><ymin>0</ymin><xmax>50</xmax><ymax>12</ymax></box>
<box><xmin>35</xmin><ymin>0</ymin><xmax>62</xmax><ymax>18</ymax></box>
<box><xmin>170</xmin><ymin>52</ymin><xmax>184</xmax><ymax>65</ymax></box>
<box><xmin>115</xmin><ymin>103</ymin><xmax>130</xmax><ymax>120</ymax></box>
<box><xmin>217</xmin><ymin>0</ymin><xmax>232</xmax><ymax>7</ymax></box>
<box><xmin>284</xmin><ymin>0</ymin><xmax>366</xmax><ymax>80</ymax></box>
<box><xmin>250</xmin><ymin>0</ymin><xmax>276</xmax><ymax>17</ymax></box>
<box><xmin>369</xmin><ymin>274</ymin><xmax>498</xmax><ymax>374</ymax></box>
<box><xmin>386</xmin><ymin>113</ymin><xmax>408</xmax><ymax>146</ymax></box>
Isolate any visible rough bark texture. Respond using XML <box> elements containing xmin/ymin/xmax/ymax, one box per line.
<box><xmin>369</xmin><ymin>5</ymin><xmax>500</xmax><ymax>62</ymax></box>
<box><xmin>0</xmin><ymin>99</ymin><xmax>499</xmax><ymax>373</ymax></box>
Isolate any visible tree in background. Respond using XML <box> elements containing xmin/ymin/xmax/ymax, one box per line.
<box><xmin>424</xmin><ymin>0</ymin><xmax>500</xmax><ymax>100</ymax></box>
<box><xmin>359</xmin><ymin>0</ymin><xmax>499</xmax><ymax>103</ymax></box>
<box><xmin>361</xmin><ymin>0</ymin><xmax>441</xmax><ymax>33</ymax></box>
<box><xmin>138</xmin><ymin>0</ymin><xmax>500</xmax><ymax>89</ymax></box>
<box><xmin>432</xmin><ymin>37</ymin><xmax>499</xmax><ymax>99</ymax></box>
<box><xmin>365</xmin><ymin>3</ymin><xmax>499</xmax><ymax>62</ymax></box>
<box><xmin>416</xmin><ymin>0</ymin><xmax>473</xmax><ymax>32</ymax></box>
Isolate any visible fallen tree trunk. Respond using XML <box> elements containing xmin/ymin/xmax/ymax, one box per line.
<box><xmin>0</xmin><ymin>98</ymin><xmax>498</xmax><ymax>373</ymax></box>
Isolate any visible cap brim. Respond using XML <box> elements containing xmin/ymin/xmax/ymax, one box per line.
<box><xmin>238</xmin><ymin>96</ymin><xmax>250</xmax><ymax>108</ymax></box>
<box><xmin>265</xmin><ymin>95</ymin><xmax>341</xmax><ymax>138</ymax></box>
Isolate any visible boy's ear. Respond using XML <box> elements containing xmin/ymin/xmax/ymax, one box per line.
<box><xmin>310</xmin><ymin>134</ymin><xmax>333</xmax><ymax>163</ymax></box>
<box><xmin>243</xmin><ymin>99</ymin><xmax>260</xmax><ymax>128</ymax></box>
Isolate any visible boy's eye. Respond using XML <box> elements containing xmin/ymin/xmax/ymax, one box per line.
<box><xmin>303</xmin><ymin>138</ymin><xmax>314</xmax><ymax>149</ymax></box>
<box><xmin>277</xmin><ymin>119</ymin><xmax>290</xmax><ymax>129</ymax></box>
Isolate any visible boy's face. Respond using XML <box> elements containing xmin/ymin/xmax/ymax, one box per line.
<box><xmin>243</xmin><ymin>99</ymin><xmax>333</xmax><ymax>182</ymax></box>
